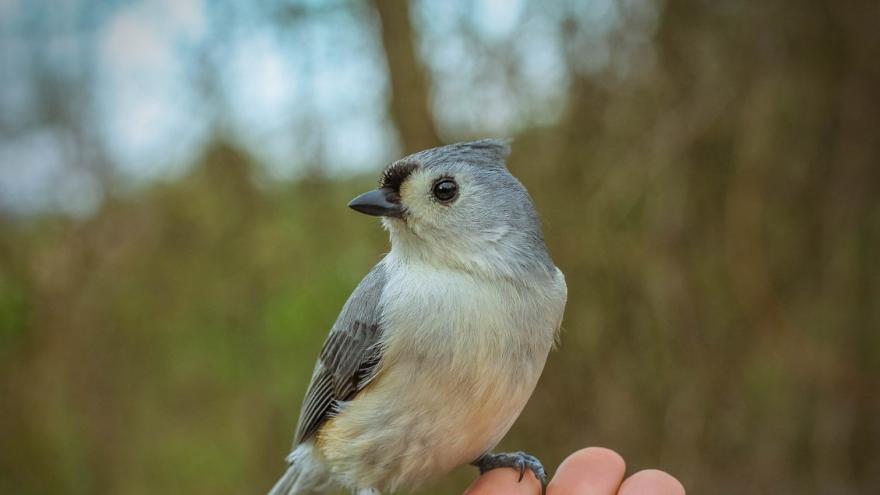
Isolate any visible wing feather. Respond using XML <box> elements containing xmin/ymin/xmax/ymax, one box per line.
<box><xmin>292</xmin><ymin>262</ymin><xmax>387</xmax><ymax>445</ymax></box>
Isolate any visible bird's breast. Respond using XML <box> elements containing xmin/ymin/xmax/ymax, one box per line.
<box><xmin>379</xmin><ymin>263</ymin><xmax>558</xmax><ymax>373</ymax></box>
<box><xmin>314</xmin><ymin>263</ymin><xmax>563</xmax><ymax>490</ymax></box>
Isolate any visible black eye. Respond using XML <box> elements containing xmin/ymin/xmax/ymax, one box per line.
<box><xmin>432</xmin><ymin>178</ymin><xmax>458</xmax><ymax>203</ymax></box>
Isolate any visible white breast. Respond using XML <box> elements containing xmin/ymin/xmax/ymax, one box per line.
<box><xmin>317</xmin><ymin>259</ymin><xmax>567</xmax><ymax>493</ymax></box>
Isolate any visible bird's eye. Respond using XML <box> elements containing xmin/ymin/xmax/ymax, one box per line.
<box><xmin>432</xmin><ymin>178</ymin><xmax>458</xmax><ymax>203</ymax></box>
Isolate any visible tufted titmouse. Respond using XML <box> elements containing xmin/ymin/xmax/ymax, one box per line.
<box><xmin>269</xmin><ymin>140</ymin><xmax>567</xmax><ymax>495</ymax></box>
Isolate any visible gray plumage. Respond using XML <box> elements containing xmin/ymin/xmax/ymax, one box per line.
<box><xmin>294</xmin><ymin>264</ymin><xmax>386</xmax><ymax>445</ymax></box>
<box><xmin>270</xmin><ymin>139</ymin><xmax>567</xmax><ymax>494</ymax></box>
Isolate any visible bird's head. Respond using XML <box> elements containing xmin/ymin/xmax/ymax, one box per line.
<box><xmin>348</xmin><ymin>139</ymin><xmax>553</xmax><ymax>278</ymax></box>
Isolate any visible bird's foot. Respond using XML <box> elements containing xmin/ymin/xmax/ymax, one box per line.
<box><xmin>472</xmin><ymin>451</ymin><xmax>548</xmax><ymax>486</ymax></box>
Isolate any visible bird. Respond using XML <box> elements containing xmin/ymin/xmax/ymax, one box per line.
<box><xmin>268</xmin><ymin>139</ymin><xmax>567</xmax><ymax>495</ymax></box>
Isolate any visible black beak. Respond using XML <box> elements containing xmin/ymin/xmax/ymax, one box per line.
<box><xmin>348</xmin><ymin>187</ymin><xmax>404</xmax><ymax>218</ymax></box>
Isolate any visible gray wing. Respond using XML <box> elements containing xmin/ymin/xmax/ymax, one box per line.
<box><xmin>292</xmin><ymin>261</ymin><xmax>387</xmax><ymax>446</ymax></box>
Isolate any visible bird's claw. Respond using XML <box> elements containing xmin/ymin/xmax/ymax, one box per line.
<box><xmin>472</xmin><ymin>451</ymin><xmax>548</xmax><ymax>486</ymax></box>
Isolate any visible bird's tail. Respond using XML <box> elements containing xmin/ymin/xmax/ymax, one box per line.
<box><xmin>268</xmin><ymin>443</ymin><xmax>332</xmax><ymax>495</ymax></box>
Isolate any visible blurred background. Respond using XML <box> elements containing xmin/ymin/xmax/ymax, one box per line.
<box><xmin>1</xmin><ymin>0</ymin><xmax>878</xmax><ymax>493</ymax></box>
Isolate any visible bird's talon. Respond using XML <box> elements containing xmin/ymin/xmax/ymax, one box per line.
<box><xmin>472</xmin><ymin>451</ymin><xmax>547</xmax><ymax>486</ymax></box>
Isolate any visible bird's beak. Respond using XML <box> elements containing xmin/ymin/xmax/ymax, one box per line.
<box><xmin>348</xmin><ymin>187</ymin><xmax>404</xmax><ymax>218</ymax></box>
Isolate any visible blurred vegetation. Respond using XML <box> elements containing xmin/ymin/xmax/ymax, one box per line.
<box><xmin>1</xmin><ymin>0</ymin><xmax>879</xmax><ymax>494</ymax></box>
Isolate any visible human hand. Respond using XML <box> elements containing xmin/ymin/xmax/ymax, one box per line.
<box><xmin>464</xmin><ymin>447</ymin><xmax>685</xmax><ymax>495</ymax></box>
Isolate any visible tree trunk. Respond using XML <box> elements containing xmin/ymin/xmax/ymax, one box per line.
<box><xmin>372</xmin><ymin>0</ymin><xmax>441</xmax><ymax>152</ymax></box>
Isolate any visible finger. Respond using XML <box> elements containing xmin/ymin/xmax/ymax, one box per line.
<box><xmin>547</xmin><ymin>447</ymin><xmax>626</xmax><ymax>495</ymax></box>
<box><xmin>463</xmin><ymin>467</ymin><xmax>542</xmax><ymax>495</ymax></box>
<box><xmin>618</xmin><ymin>469</ymin><xmax>685</xmax><ymax>495</ymax></box>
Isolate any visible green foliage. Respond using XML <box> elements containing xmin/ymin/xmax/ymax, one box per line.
<box><xmin>0</xmin><ymin>272</ymin><xmax>27</xmax><ymax>355</ymax></box>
